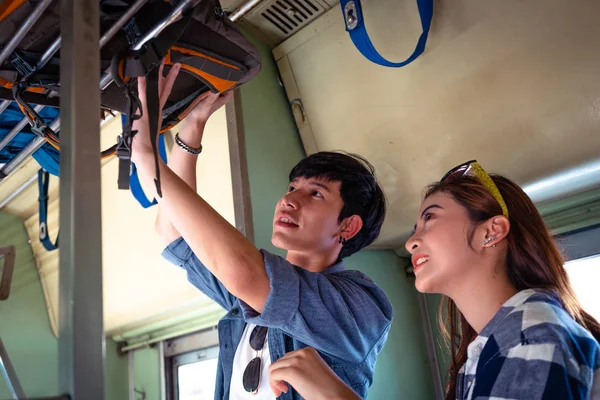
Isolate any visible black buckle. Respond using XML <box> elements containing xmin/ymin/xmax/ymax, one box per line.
<box><xmin>123</xmin><ymin>18</ymin><xmax>142</xmax><ymax>46</ymax></box>
<box><xmin>115</xmin><ymin>134</ymin><xmax>132</xmax><ymax>160</ymax></box>
<box><xmin>10</xmin><ymin>51</ymin><xmax>35</xmax><ymax>77</ymax></box>
<box><xmin>30</xmin><ymin>123</ymin><xmax>50</xmax><ymax>138</ymax></box>
<box><xmin>116</xmin><ymin>133</ymin><xmax>134</xmax><ymax>190</ymax></box>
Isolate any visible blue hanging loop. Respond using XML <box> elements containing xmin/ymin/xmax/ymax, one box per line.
<box><xmin>126</xmin><ymin>114</ymin><xmax>168</xmax><ymax>208</ymax></box>
<box><xmin>38</xmin><ymin>169</ymin><xmax>59</xmax><ymax>251</ymax></box>
<box><xmin>340</xmin><ymin>0</ymin><xmax>434</xmax><ymax>68</ymax></box>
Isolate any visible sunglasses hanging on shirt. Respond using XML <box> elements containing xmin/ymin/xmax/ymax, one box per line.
<box><xmin>243</xmin><ymin>325</ymin><xmax>268</xmax><ymax>394</ymax></box>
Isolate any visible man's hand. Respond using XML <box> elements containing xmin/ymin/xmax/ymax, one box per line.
<box><xmin>131</xmin><ymin>59</ymin><xmax>181</xmax><ymax>164</ymax></box>
<box><xmin>178</xmin><ymin>91</ymin><xmax>233</xmax><ymax>147</ymax></box>
<box><xmin>268</xmin><ymin>348</ymin><xmax>361</xmax><ymax>400</ymax></box>
<box><xmin>187</xmin><ymin>91</ymin><xmax>233</xmax><ymax>124</ymax></box>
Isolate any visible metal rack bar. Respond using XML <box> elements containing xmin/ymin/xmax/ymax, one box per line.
<box><xmin>0</xmin><ymin>337</ymin><xmax>26</xmax><ymax>400</ymax></box>
<box><xmin>0</xmin><ymin>0</ymin><xmax>147</xmax><ymax>182</ymax></box>
<box><xmin>0</xmin><ymin>0</ymin><xmax>54</xmax><ymax>66</ymax></box>
<box><xmin>0</xmin><ymin>100</ymin><xmax>11</xmax><ymax>115</ymax></box>
<box><xmin>0</xmin><ymin>104</ymin><xmax>45</xmax><ymax>153</ymax></box>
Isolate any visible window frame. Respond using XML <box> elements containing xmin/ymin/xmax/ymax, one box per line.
<box><xmin>165</xmin><ymin>327</ymin><xmax>220</xmax><ymax>400</ymax></box>
<box><xmin>557</xmin><ymin>224</ymin><xmax>600</xmax><ymax>261</ymax></box>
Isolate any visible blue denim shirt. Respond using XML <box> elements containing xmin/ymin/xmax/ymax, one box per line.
<box><xmin>162</xmin><ymin>238</ymin><xmax>393</xmax><ymax>400</ymax></box>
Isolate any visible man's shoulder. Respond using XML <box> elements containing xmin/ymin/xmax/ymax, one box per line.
<box><xmin>327</xmin><ymin>269</ymin><xmax>394</xmax><ymax>318</ymax></box>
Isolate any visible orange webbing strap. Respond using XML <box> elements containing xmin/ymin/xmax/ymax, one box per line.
<box><xmin>0</xmin><ymin>0</ymin><xmax>27</xmax><ymax>23</ymax></box>
<box><xmin>0</xmin><ymin>78</ymin><xmax>45</xmax><ymax>93</ymax></box>
<box><xmin>165</xmin><ymin>47</ymin><xmax>243</xmax><ymax>93</ymax></box>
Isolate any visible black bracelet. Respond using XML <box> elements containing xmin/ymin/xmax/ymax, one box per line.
<box><xmin>175</xmin><ymin>133</ymin><xmax>203</xmax><ymax>155</ymax></box>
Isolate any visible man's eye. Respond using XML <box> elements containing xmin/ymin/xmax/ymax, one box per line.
<box><xmin>288</xmin><ymin>186</ymin><xmax>295</xmax><ymax>192</ymax></box>
<box><xmin>312</xmin><ymin>191</ymin><xmax>323</xmax><ymax>197</ymax></box>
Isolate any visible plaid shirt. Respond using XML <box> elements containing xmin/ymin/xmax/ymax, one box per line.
<box><xmin>457</xmin><ymin>289</ymin><xmax>600</xmax><ymax>400</ymax></box>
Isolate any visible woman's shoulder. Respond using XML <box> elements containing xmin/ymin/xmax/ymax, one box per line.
<box><xmin>491</xmin><ymin>289</ymin><xmax>599</xmax><ymax>368</ymax></box>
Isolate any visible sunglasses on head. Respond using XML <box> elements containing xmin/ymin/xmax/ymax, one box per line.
<box><xmin>242</xmin><ymin>325</ymin><xmax>268</xmax><ymax>394</ymax></box>
<box><xmin>441</xmin><ymin>160</ymin><xmax>509</xmax><ymax>218</ymax></box>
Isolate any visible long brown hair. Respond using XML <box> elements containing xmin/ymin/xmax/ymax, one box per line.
<box><xmin>425</xmin><ymin>175</ymin><xmax>600</xmax><ymax>400</ymax></box>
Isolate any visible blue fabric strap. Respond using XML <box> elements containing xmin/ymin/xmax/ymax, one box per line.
<box><xmin>340</xmin><ymin>0</ymin><xmax>434</xmax><ymax>68</ymax></box>
<box><xmin>126</xmin><ymin>114</ymin><xmax>168</xmax><ymax>208</ymax></box>
<box><xmin>38</xmin><ymin>169</ymin><xmax>59</xmax><ymax>251</ymax></box>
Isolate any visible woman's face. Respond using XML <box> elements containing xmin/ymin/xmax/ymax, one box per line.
<box><xmin>405</xmin><ymin>191</ymin><xmax>485</xmax><ymax>295</ymax></box>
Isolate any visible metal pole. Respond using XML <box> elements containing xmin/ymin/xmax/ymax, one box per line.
<box><xmin>0</xmin><ymin>104</ymin><xmax>45</xmax><ymax>153</ymax></box>
<box><xmin>100</xmin><ymin>0</ymin><xmax>148</xmax><ymax>48</ymax></box>
<box><xmin>229</xmin><ymin>0</ymin><xmax>264</xmax><ymax>22</ymax></box>
<box><xmin>0</xmin><ymin>118</ymin><xmax>59</xmax><ymax>181</ymax></box>
<box><xmin>0</xmin><ymin>100</ymin><xmax>11</xmax><ymax>115</ymax></box>
<box><xmin>58</xmin><ymin>0</ymin><xmax>104</xmax><ymax>399</ymax></box>
<box><xmin>0</xmin><ymin>174</ymin><xmax>37</xmax><ymax>210</ymax></box>
<box><xmin>128</xmin><ymin>351</ymin><xmax>135</xmax><ymax>400</ymax></box>
<box><xmin>417</xmin><ymin>294</ymin><xmax>445</xmax><ymax>400</ymax></box>
<box><xmin>159</xmin><ymin>342</ymin><xmax>167</xmax><ymax>400</ymax></box>
<box><xmin>0</xmin><ymin>0</ymin><xmax>54</xmax><ymax>66</ymax></box>
<box><xmin>132</xmin><ymin>0</ymin><xmax>199</xmax><ymax>51</ymax></box>
<box><xmin>0</xmin><ymin>337</ymin><xmax>26</xmax><ymax>400</ymax></box>
<box><xmin>24</xmin><ymin>37</ymin><xmax>62</xmax><ymax>81</ymax></box>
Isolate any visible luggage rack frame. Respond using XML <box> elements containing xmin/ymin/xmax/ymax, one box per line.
<box><xmin>0</xmin><ymin>0</ymin><xmax>203</xmax><ymax>399</ymax></box>
<box><xmin>0</xmin><ymin>0</ymin><xmax>262</xmax><ymax>398</ymax></box>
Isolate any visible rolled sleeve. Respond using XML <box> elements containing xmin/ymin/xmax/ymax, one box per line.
<box><xmin>239</xmin><ymin>250</ymin><xmax>300</xmax><ymax>326</ymax></box>
<box><xmin>161</xmin><ymin>237</ymin><xmax>193</xmax><ymax>266</ymax></box>
<box><xmin>161</xmin><ymin>237</ymin><xmax>237</xmax><ymax>311</ymax></box>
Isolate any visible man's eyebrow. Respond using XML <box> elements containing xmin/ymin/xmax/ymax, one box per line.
<box><xmin>310</xmin><ymin>181</ymin><xmax>332</xmax><ymax>193</ymax></box>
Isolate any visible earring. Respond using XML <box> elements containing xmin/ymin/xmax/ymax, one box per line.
<box><xmin>339</xmin><ymin>236</ymin><xmax>347</xmax><ymax>245</ymax></box>
<box><xmin>483</xmin><ymin>236</ymin><xmax>496</xmax><ymax>246</ymax></box>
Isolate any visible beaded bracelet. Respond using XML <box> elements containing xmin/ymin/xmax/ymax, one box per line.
<box><xmin>175</xmin><ymin>133</ymin><xmax>203</xmax><ymax>155</ymax></box>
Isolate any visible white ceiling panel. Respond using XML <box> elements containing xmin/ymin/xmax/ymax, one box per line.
<box><xmin>274</xmin><ymin>0</ymin><xmax>600</xmax><ymax>248</ymax></box>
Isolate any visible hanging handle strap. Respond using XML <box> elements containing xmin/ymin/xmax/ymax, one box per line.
<box><xmin>38</xmin><ymin>169</ymin><xmax>59</xmax><ymax>251</ymax></box>
<box><xmin>126</xmin><ymin>114</ymin><xmax>168</xmax><ymax>208</ymax></box>
<box><xmin>340</xmin><ymin>0</ymin><xmax>434</xmax><ymax>68</ymax></box>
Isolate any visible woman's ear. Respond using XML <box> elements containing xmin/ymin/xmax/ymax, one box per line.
<box><xmin>339</xmin><ymin>215</ymin><xmax>363</xmax><ymax>241</ymax></box>
<box><xmin>481</xmin><ymin>216</ymin><xmax>510</xmax><ymax>248</ymax></box>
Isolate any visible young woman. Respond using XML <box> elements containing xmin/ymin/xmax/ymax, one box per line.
<box><xmin>269</xmin><ymin>161</ymin><xmax>600</xmax><ymax>399</ymax></box>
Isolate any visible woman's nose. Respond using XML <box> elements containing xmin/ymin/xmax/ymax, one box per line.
<box><xmin>405</xmin><ymin>234</ymin><xmax>420</xmax><ymax>254</ymax></box>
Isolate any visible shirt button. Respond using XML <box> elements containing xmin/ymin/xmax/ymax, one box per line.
<box><xmin>231</xmin><ymin>308</ymin><xmax>239</xmax><ymax>315</ymax></box>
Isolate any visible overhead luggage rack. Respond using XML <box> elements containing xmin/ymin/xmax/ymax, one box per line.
<box><xmin>0</xmin><ymin>1</ymin><xmax>265</xmax><ymax>398</ymax></box>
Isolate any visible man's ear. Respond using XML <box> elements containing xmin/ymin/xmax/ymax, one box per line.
<box><xmin>481</xmin><ymin>216</ymin><xmax>510</xmax><ymax>248</ymax></box>
<box><xmin>340</xmin><ymin>215</ymin><xmax>363</xmax><ymax>241</ymax></box>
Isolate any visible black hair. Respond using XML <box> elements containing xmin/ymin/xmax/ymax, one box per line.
<box><xmin>289</xmin><ymin>151</ymin><xmax>387</xmax><ymax>259</ymax></box>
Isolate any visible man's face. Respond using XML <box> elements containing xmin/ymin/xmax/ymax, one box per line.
<box><xmin>272</xmin><ymin>177</ymin><xmax>345</xmax><ymax>255</ymax></box>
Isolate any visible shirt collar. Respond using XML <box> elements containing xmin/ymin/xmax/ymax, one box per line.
<box><xmin>320</xmin><ymin>259</ymin><xmax>346</xmax><ymax>275</ymax></box>
<box><xmin>478</xmin><ymin>288</ymin><xmax>561</xmax><ymax>339</ymax></box>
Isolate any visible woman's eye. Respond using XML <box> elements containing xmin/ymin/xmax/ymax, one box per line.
<box><xmin>422</xmin><ymin>212</ymin><xmax>433</xmax><ymax>221</ymax></box>
<box><xmin>312</xmin><ymin>191</ymin><xmax>323</xmax><ymax>198</ymax></box>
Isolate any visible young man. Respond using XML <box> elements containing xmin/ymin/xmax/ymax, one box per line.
<box><xmin>131</xmin><ymin>63</ymin><xmax>393</xmax><ymax>400</ymax></box>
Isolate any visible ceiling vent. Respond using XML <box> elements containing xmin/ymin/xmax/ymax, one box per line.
<box><xmin>242</xmin><ymin>0</ymin><xmax>331</xmax><ymax>44</ymax></box>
